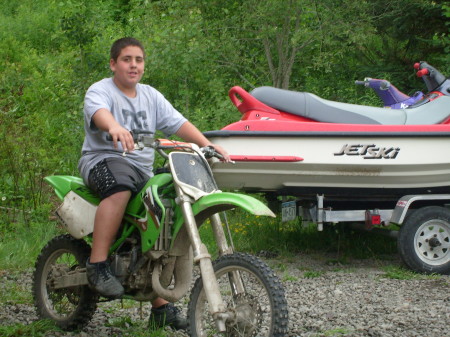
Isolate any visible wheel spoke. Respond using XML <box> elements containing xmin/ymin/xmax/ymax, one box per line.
<box><xmin>33</xmin><ymin>235</ymin><xmax>97</xmax><ymax>330</ymax></box>
<box><xmin>414</xmin><ymin>218</ymin><xmax>450</xmax><ymax>265</ymax></box>
<box><xmin>188</xmin><ymin>253</ymin><xmax>288</xmax><ymax>337</ymax></box>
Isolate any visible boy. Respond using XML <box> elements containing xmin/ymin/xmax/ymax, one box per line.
<box><xmin>78</xmin><ymin>37</ymin><xmax>229</xmax><ymax>330</ymax></box>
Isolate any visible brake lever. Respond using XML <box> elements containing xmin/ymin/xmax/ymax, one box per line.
<box><xmin>201</xmin><ymin>146</ymin><xmax>235</xmax><ymax>163</ymax></box>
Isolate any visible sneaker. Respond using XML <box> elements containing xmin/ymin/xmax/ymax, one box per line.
<box><xmin>85</xmin><ymin>258</ymin><xmax>124</xmax><ymax>299</ymax></box>
<box><xmin>149</xmin><ymin>303</ymin><xmax>187</xmax><ymax>330</ymax></box>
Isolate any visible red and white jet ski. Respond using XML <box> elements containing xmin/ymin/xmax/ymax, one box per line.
<box><xmin>206</xmin><ymin>62</ymin><xmax>450</xmax><ymax>275</ymax></box>
<box><xmin>205</xmin><ymin>62</ymin><xmax>450</xmax><ymax>205</ymax></box>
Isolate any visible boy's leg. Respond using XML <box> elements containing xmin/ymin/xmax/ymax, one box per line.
<box><xmin>85</xmin><ymin>157</ymin><xmax>148</xmax><ymax>298</ymax></box>
<box><xmin>149</xmin><ymin>298</ymin><xmax>187</xmax><ymax>331</ymax></box>
<box><xmin>86</xmin><ymin>191</ymin><xmax>130</xmax><ymax>298</ymax></box>
<box><xmin>90</xmin><ymin>190</ymin><xmax>131</xmax><ymax>263</ymax></box>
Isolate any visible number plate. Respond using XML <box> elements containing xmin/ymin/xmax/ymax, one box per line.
<box><xmin>281</xmin><ymin>201</ymin><xmax>296</xmax><ymax>222</ymax></box>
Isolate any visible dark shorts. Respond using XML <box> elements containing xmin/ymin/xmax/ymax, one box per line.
<box><xmin>87</xmin><ymin>157</ymin><xmax>150</xmax><ymax>200</ymax></box>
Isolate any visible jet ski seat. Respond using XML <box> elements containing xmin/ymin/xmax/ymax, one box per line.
<box><xmin>251</xmin><ymin>86</ymin><xmax>450</xmax><ymax>125</ymax></box>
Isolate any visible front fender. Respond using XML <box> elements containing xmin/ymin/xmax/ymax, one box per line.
<box><xmin>193</xmin><ymin>192</ymin><xmax>275</xmax><ymax>217</ymax></box>
<box><xmin>172</xmin><ymin>192</ymin><xmax>275</xmax><ymax>235</ymax></box>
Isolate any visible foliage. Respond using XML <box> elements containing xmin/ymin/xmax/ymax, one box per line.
<box><xmin>0</xmin><ymin>0</ymin><xmax>447</xmax><ymax>222</ymax></box>
<box><xmin>381</xmin><ymin>265</ymin><xmax>441</xmax><ymax>280</ymax></box>
<box><xmin>0</xmin><ymin>4</ymin><xmax>446</xmax><ymax>335</ymax></box>
<box><xmin>199</xmin><ymin>210</ymin><xmax>398</xmax><ymax>260</ymax></box>
<box><xmin>0</xmin><ymin>320</ymin><xmax>61</xmax><ymax>337</ymax></box>
<box><xmin>0</xmin><ymin>219</ymin><xmax>61</xmax><ymax>270</ymax></box>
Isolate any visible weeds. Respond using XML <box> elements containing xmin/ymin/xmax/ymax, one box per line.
<box><xmin>0</xmin><ymin>320</ymin><xmax>61</xmax><ymax>337</ymax></box>
<box><xmin>282</xmin><ymin>273</ymin><xmax>299</xmax><ymax>282</ymax></box>
<box><xmin>323</xmin><ymin>327</ymin><xmax>352</xmax><ymax>336</ymax></box>
<box><xmin>303</xmin><ymin>270</ymin><xmax>325</xmax><ymax>278</ymax></box>
<box><xmin>381</xmin><ymin>265</ymin><xmax>441</xmax><ymax>280</ymax></box>
<box><xmin>207</xmin><ymin>210</ymin><xmax>398</xmax><ymax>260</ymax></box>
<box><xmin>0</xmin><ymin>220</ymin><xmax>61</xmax><ymax>270</ymax></box>
<box><xmin>0</xmin><ymin>270</ymin><xmax>33</xmax><ymax>305</ymax></box>
<box><xmin>0</xmin><ymin>204</ymin><xmax>421</xmax><ymax>337</ymax></box>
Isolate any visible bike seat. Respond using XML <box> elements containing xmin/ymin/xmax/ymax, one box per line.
<box><xmin>251</xmin><ymin>86</ymin><xmax>450</xmax><ymax>125</ymax></box>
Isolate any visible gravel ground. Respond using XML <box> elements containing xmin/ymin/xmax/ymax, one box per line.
<box><xmin>1</xmin><ymin>252</ymin><xmax>449</xmax><ymax>337</ymax></box>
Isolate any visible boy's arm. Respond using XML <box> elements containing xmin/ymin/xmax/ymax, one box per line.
<box><xmin>92</xmin><ymin>108</ymin><xmax>135</xmax><ymax>152</ymax></box>
<box><xmin>175</xmin><ymin>121</ymin><xmax>230</xmax><ymax>161</ymax></box>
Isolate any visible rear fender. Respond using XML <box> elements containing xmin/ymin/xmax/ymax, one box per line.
<box><xmin>172</xmin><ymin>192</ymin><xmax>275</xmax><ymax>239</ymax></box>
<box><xmin>45</xmin><ymin>176</ymin><xmax>78</xmax><ymax>200</ymax></box>
<box><xmin>45</xmin><ymin>175</ymin><xmax>100</xmax><ymax>204</ymax></box>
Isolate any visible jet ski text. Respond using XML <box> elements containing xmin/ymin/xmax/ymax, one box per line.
<box><xmin>334</xmin><ymin>144</ymin><xmax>400</xmax><ymax>159</ymax></box>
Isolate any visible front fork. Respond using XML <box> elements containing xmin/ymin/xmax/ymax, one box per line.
<box><xmin>176</xmin><ymin>189</ymin><xmax>230</xmax><ymax>332</ymax></box>
<box><xmin>210</xmin><ymin>213</ymin><xmax>246</xmax><ymax>296</ymax></box>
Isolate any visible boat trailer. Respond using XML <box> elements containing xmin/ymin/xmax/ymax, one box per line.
<box><xmin>281</xmin><ymin>193</ymin><xmax>450</xmax><ymax>275</ymax></box>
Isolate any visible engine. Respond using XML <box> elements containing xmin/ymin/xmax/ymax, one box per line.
<box><xmin>110</xmin><ymin>239</ymin><xmax>153</xmax><ymax>291</ymax></box>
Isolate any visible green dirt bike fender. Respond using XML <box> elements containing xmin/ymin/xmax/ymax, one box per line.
<box><xmin>45</xmin><ymin>174</ymin><xmax>173</xmax><ymax>215</ymax></box>
<box><xmin>45</xmin><ymin>174</ymin><xmax>175</xmax><ymax>255</ymax></box>
<box><xmin>171</xmin><ymin>192</ymin><xmax>275</xmax><ymax>242</ymax></box>
<box><xmin>44</xmin><ymin>175</ymin><xmax>100</xmax><ymax>204</ymax></box>
<box><xmin>126</xmin><ymin>173</ymin><xmax>173</xmax><ymax>218</ymax></box>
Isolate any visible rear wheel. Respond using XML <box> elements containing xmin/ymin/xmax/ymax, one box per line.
<box><xmin>33</xmin><ymin>234</ymin><xmax>98</xmax><ymax>330</ymax></box>
<box><xmin>398</xmin><ymin>206</ymin><xmax>450</xmax><ymax>274</ymax></box>
<box><xmin>187</xmin><ymin>252</ymin><xmax>288</xmax><ymax>337</ymax></box>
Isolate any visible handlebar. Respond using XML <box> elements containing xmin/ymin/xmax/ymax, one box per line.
<box><xmin>414</xmin><ymin>61</ymin><xmax>447</xmax><ymax>92</ymax></box>
<box><xmin>106</xmin><ymin>130</ymin><xmax>224</xmax><ymax>160</ymax></box>
<box><xmin>105</xmin><ymin>129</ymin><xmax>154</xmax><ymax>143</ymax></box>
<box><xmin>355</xmin><ymin>78</ymin><xmax>391</xmax><ymax>90</ymax></box>
<box><xmin>201</xmin><ymin>146</ymin><xmax>224</xmax><ymax>160</ymax></box>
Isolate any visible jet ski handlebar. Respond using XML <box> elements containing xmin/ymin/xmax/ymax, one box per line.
<box><xmin>414</xmin><ymin>61</ymin><xmax>447</xmax><ymax>93</ymax></box>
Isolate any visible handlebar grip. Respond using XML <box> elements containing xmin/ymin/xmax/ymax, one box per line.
<box><xmin>105</xmin><ymin>129</ymin><xmax>154</xmax><ymax>142</ymax></box>
<box><xmin>417</xmin><ymin>68</ymin><xmax>429</xmax><ymax>77</ymax></box>
<box><xmin>201</xmin><ymin>146</ymin><xmax>223</xmax><ymax>160</ymax></box>
<box><xmin>355</xmin><ymin>80</ymin><xmax>366</xmax><ymax>86</ymax></box>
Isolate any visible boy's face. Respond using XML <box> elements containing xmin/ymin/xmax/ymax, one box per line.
<box><xmin>110</xmin><ymin>46</ymin><xmax>145</xmax><ymax>91</ymax></box>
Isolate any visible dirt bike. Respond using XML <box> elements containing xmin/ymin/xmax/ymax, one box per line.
<box><xmin>32</xmin><ymin>131</ymin><xmax>289</xmax><ymax>336</ymax></box>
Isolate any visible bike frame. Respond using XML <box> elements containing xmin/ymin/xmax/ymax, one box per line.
<box><xmin>45</xmin><ymin>142</ymin><xmax>276</xmax><ymax>331</ymax></box>
<box><xmin>45</xmin><ymin>171</ymin><xmax>273</xmax><ymax>255</ymax></box>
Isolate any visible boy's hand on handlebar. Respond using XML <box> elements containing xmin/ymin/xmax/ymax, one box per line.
<box><xmin>208</xmin><ymin>144</ymin><xmax>231</xmax><ymax>162</ymax></box>
<box><xmin>108</xmin><ymin>125</ymin><xmax>135</xmax><ymax>153</ymax></box>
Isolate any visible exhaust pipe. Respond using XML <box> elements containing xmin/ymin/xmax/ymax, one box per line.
<box><xmin>151</xmin><ymin>247</ymin><xmax>193</xmax><ymax>302</ymax></box>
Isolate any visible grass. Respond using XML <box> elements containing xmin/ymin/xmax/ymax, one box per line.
<box><xmin>282</xmin><ymin>273</ymin><xmax>299</xmax><ymax>282</ymax></box>
<box><xmin>0</xmin><ymin>270</ymin><xmax>33</xmax><ymax>305</ymax></box>
<box><xmin>323</xmin><ymin>327</ymin><xmax>353</xmax><ymax>336</ymax></box>
<box><xmin>381</xmin><ymin>265</ymin><xmax>441</xmax><ymax>280</ymax></box>
<box><xmin>0</xmin><ymin>204</ymin><xmax>399</xmax><ymax>271</ymax></box>
<box><xmin>0</xmin><ymin>320</ymin><xmax>61</xmax><ymax>337</ymax></box>
<box><xmin>0</xmin><ymin>319</ymin><xmax>169</xmax><ymax>337</ymax></box>
<box><xmin>0</xmin><ymin>216</ymin><xmax>61</xmax><ymax>270</ymax></box>
<box><xmin>0</xmin><ymin>207</ymin><xmax>412</xmax><ymax>337</ymax></box>
<box><xmin>303</xmin><ymin>270</ymin><xmax>325</xmax><ymax>278</ymax></box>
<box><xmin>202</xmin><ymin>209</ymin><xmax>398</xmax><ymax>261</ymax></box>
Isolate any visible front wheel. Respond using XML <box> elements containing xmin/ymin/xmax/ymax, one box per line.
<box><xmin>33</xmin><ymin>234</ymin><xmax>98</xmax><ymax>330</ymax></box>
<box><xmin>398</xmin><ymin>206</ymin><xmax>450</xmax><ymax>274</ymax></box>
<box><xmin>187</xmin><ymin>252</ymin><xmax>288</xmax><ymax>337</ymax></box>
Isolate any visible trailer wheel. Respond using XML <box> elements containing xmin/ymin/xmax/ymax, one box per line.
<box><xmin>398</xmin><ymin>206</ymin><xmax>450</xmax><ymax>275</ymax></box>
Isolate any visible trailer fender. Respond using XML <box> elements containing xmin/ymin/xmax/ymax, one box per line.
<box><xmin>391</xmin><ymin>194</ymin><xmax>450</xmax><ymax>224</ymax></box>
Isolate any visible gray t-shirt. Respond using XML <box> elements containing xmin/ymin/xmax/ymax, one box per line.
<box><xmin>78</xmin><ymin>78</ymin><xmax>187</xmax><ymax>182</ymax></box>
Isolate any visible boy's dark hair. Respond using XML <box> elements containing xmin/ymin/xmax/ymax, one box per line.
<box><xmin>110</xmin><ymin>37</ymin><xmax>145</xmax><ymax>61</ymax></box>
